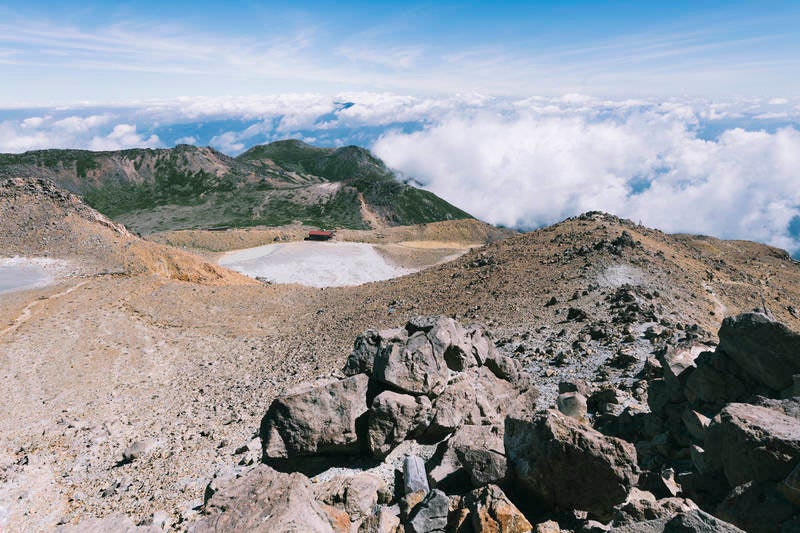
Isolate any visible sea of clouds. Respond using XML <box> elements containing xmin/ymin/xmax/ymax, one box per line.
<box><xmin>1</xmin><ymin>93</ymin><xmax>799</xmax><ymax>256</ymax></box>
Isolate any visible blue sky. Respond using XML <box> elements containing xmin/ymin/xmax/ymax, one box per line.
<box><xmin>1</xmin><ymin>1</ymin><xmax>800</xmax><ymax>105</ymax></box>
<box><xmin>1</xmin><ymin>1</ymin><xmax>800</xmax><ymax>257</ymax></box>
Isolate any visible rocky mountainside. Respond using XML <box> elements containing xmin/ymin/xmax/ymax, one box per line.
<box><xmin>0</xmin><ymin>140</ymin><xmax>471</xmax><ymax>233</ymax></box>
<box><xmin>0</xmin><ymin>176</ymin><xmax>253</xmax><ymax>285</ymax></box>
<box><xmin>189</xmin><ymin>311</ymin><xmax>800</xmax><ymax>532</ymax></box>
<box><xmin>2</xmin><ymin>201</ymin><xmax>800</xmax><ymax>531</ymax></box>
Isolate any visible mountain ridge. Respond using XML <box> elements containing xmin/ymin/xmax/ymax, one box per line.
<box><xmin>0</xmin><ymin>140</ymin><xmax>472</xmax><ymax>234</ymax></box>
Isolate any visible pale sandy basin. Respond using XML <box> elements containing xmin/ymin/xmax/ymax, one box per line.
<box><xmin>0</xmin><ymin>257</ymin><xmax>71</xmax><ymax>295</ymax></box>
<box><xmin>218</xmin><ymin>241</ymin><xmax>416</xmax><ymax>287</ymax></box>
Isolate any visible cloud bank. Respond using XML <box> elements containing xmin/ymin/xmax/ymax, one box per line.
<box><xmin>373</xmin><ymin>99</ymin><xmax>800</xmax><ymax>256</ymax></box>
<box><xmin>0</xmin><ymin>93</ymin><xmax>799</xmax><ymax>256</ymax></box>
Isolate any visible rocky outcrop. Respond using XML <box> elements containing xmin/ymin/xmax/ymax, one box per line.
<box><xmin>367</xmin><ymin>391</ymin><xmax>431</xmax><ymax>458</ymax></box>
<box><xmin>704</xmin><ymin>402</ymin><xmax>800</xmax><ymax>486</ymax></box>
<box><xmin>406</xmin><ymin>489</ymin><xmax>450</xmax><ymax>533</ymax></box>
<box><xmin>461</xmin><ymin>484</ymin><xmax>532</xmax><ymax>533</ymax></box>
<box><xmin>313</xmin><ymin>472</ymin><xmax>390</xmax><ymax>527</ymax></box>
<box><xmin>505</xmin><ymin>409</ymin><xmax>638</xmax><ymax>517</ymax></box>
<box><xmin>191</xmin><ymin>464</ymin><xmax>339</xmax><ymax>532</ymax></box>
<box><xmin>715</xmin><ymin>481</ymin><xmax>796</xmax><ymax>533</ymax></box>
<box><xmin>262</xmin><ymin>316</ymin><xmax>536</xmax><ymax>465</ymax></box>
<box><xmin>662</xmin><ymin>509</ymin><xmax>744</xmax><ymax>532</ymax></box>
<box><xmin>717</xmin><ymin>312</ymin><xmax>800</xmax><ymax>392</ymax></box>
<box><xmin>205</xmin><ymin>314</ymin><xmax>800</xmax><ymax>532</ymax></box>
<box><xmin>427</xmin><ymin>424</ymin><xmax>508</xmax><ymax>491</ymax></box>
<box><xmin>373</xmin><ymin>330</ymin><xmax>450</xmax><ymax>396</ymax></box>
<box><xmin>260</xmin><ymin>374</ymin><xmax>369</xmax><ymax>459</ymax></box>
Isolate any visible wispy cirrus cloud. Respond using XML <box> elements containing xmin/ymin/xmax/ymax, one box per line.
<box><xmin>1</xmin><ymin>5</ymin><xmax>800</xmax><ymax>106</ymax></box>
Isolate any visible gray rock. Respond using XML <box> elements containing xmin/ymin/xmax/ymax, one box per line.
<box><xmin>426</xmin><ymin>316</ymin><xmax>475</xmax><ymax>371</ymax></box>
<box><xmin>505</xmin><ymin>410</ymin><xmax>638</xmax><ymax>518</ymax></box>
<box><xmin>660</xmin><ymin>345</ymin><xmax>705</xmax><ymax>387</ymax></box>
<box><xmin>663</xmin><ymin>509</ymin><xmax>744</xmax><ymax>532</ymax></box>
<box><xmin>559</xmin><ymin>379</ymin><xmax>591</xmax><ymax>396</ymax></box>
<box><xmin>612</xmin><ymin>488</ymin><xmax>697</xmax><ymax>525</ymax></box>
<box><xmin>681</xmin><ymin>410</ymin><xmax>711</xmax><ymax>442</ymax></box>
<box><xmin>367</xmin><ymin>391</ymin><xmax>431</xmax><ymax>458</ymax></box>
<box><xmin>343</xmin><ymin>328</ymin><xmax>408</xmax><ymax>376</ymax></box>
<box><xmin>428</xmin><ymin>424</ymin><xmax>507</xmax><ymax>491</ymax></box>
<box><xmin>463</xmin><ymin>484</ymin><xmax>532</xmax><ymax>533</ymax></box>
<box><xmin>466</xmin><ymin>324</ymin><xmax>497</xmax><ymax>366</ymax></box>
<box><xmin>557</xmin><ymin>392</ymin><xmax>588</xmax><ymax>421</ymax></box>
<box><xmin>704</xmin><ymin>402</ymin><xmax>800</xmax><ymax>486</ymax></box>
<box><xmin>191</xmin><ymin>464</ymin><xmax>336</xmax><ymax>532</ymax></box>
<box><xmin>717</xmin><ymin>312</ymin><xmax>800</xmax><ymax>391</ymax></box>
<box><xmin>406</xmin><ymin>489</ymin><xmax>450</xmax><ymax>533</ymax></box>
<box><xmin>121</xmin><ymin>439</ymin><xmax>157</xmax><ymax>463</ymax></box>
<box><xmin>683</xmin><ymin>361</ymin><xmax>748</xmax><ymax>410</ymax></box>
<box><xmin>426</xmin><ymin>367</ymin><xmax>538</xmax><ymax>441</ymax></box>
<box><xmin>485</xmin><ymin>352</ymin><xmax>523</xmax><ymax>382</ymax></box>
<box><xmin>373</xmin><ymin>331</ymin><xmax>449</xmax><ymax>397</ymax></box>
<box><xmin>404</xmin><ymin>455</ymin><xmax>430</xmax><ymax>495</ymax></box>
<box><xmin>715</xmin><ymin>481</ymin><xmax>795</xmax><ymax>533</ymax></box>
<box><xmin>343</xmin><ymin>329</ymin><xmax>380</xmax><ymax>376</ymax></box>
<box><xmin>782</xmin><ymin>461</ymin><xmax>800</xmax><ymax>505</ymax></box>
<box><xmin>314</xmin><ymin>472</ymin><xmax>389</xmax><ymax>522</ymax></box>
<box><xmin>260</xmin><ymin>374</ymin><xmax>369</xmax><ymax>458</ymax></box>
<box><xmin>360</xmin><ymin>505</ymin><xmax>401</xmax><ymax>533</ymax></box>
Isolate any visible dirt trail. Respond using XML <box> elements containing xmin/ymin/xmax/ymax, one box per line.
<box><xmin>0</xmin><ymin>279</ymin><xmax>91</xmax><ymax>338</ymax></box>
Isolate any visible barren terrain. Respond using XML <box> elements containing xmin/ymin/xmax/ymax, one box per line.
<box><xmin>1</xmin><ymin>176</ymin><xmax>799</xmax><ymax>531</ymax></box>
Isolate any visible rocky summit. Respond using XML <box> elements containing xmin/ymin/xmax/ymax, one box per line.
<box><xmin>0</xmin><ymin>176</ymin><xmax>799</xmax><ymax>532</ymax></box>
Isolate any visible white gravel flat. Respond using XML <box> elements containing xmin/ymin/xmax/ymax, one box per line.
<box><xmin>218</xmin><ymin>241</ymin><xmax>415</xmax><ymax>288</ymax></box>
<box><xmin>0</xmin><ymin>257</ymin><xmax>70</xmax><ymax>294</ymax></box>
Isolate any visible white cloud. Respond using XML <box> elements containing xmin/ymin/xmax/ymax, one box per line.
<box><xmin>52</xmin><ymin>114</ymin><xmax>112</xmax><ymax>133</ymax></box>
<box><xmin>1</xmin><ymin>92</ymin><xmax>799</xmax><ymax>256</ymax></box>
<box><xmin>373</xmin><ymin>103</ymin><xmax>800</xmax><ymax>255</ymax></box>
<box><xmin>88</xmin><ymin>124</ymin><xmax>160</xmax><ymax>151</ymax></box>
<box><xmin>84</xmin><ymin>124</ymin><xmax>161</xmax><ymax>150</ymax></box>
<box><xmin>209</xmin><ymin>131</ymin><xmax>245</xmax><ymax>154</ymax></box>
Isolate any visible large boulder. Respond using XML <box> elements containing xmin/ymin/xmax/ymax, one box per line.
<box><xmin>466</xmin><ymin>324</ymin><xmax>498</xmax><ymax>366</ymax></box>
<box><xmin>717</xmin><ymin>312</ymin><xmax>800</xmax><ymax>392</ymax></box>
<box><xmin>425</xmin><ymin>367</ymin><xmax>538</xmax><ymax>441</ymax></box>
<box><xmin>704</xmin><ymin>402</ymin><xmax>800</xmax><ymax>486</ymax></box>
<box><xmin>715</xmin><ymin>481</ymin><xmax>796</xmax><ymax>533</ymax></box>
<box><xmin>260</xmin><ymin>374</ymin><xmax>369</xmax><ymax>459</ymax></box>
<box><xmin>662</xmin><ymin>509</ymin><xmax>744</xmax><ymax>532</ymax></box>
<box><xmin>373</xmin><ymin>331</ymin><xmax>450</xmax><ymax>397</ymax></box>
<box><xmin>367</xmin><ymin>391</ymin><xmax>432</xmax><ymax>458</ymax></box>
<box><xmin>505</xmin><ymin>410</ymin><xmax>638</xmax><ymax>517</ymax></box>
<box><xmin>612</xmin><ymin>488</ymin><xmax>697</xmax><ymax>525</ymax></box>
<box><xmin>406</xmin><ymin>489</ymin><xmax>450</xmax><ymax>533</ymax></box>
<box><xmin>407</xmin><ymin>316</ymin><xmax>475</xmax><ymax>371</ymax></box>
<box><xmin>683</xmin><ymin>356</ymin><xmax>749</xmax><ymax>411</ymax></box>
<box><xmin>313</xmin><ymin>472</ymin><xmax>390</xmax><ymax>523</ymax></box>
<box><xmin>427</xmin><ymin>424</ymin><xmax>508</xmax><ymax>492</ymax></box>
<box><xmin>191</xmin><ymin>464</ymin><xmax>338</xmax><ymax>532</ymax></box>
<box><xmin>462</xmin><ymin>484</ymin><xmax>532</xmax><ymax>533</ymax></box>
<box><xmin>343</xmin><ymin>328</ymin><xmax>407</xmax><ymax>376</ymax></box>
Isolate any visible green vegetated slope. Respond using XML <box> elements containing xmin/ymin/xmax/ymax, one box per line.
<box><xmin>0</xmin><ymin>140</ymin><xmax>471</xmax><ymax>234</ymax></box>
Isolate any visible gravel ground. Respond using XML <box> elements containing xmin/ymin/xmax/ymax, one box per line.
<box><xmin>1</xmin><ymin>208</ymin><xmax>800</xmax><ymax>531</ymax></box>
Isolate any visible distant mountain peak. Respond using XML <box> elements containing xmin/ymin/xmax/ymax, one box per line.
<box><xmin>0</xmin><ymin>140</ymin><xmax>472</xmax><ymax>234</ymax></box>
